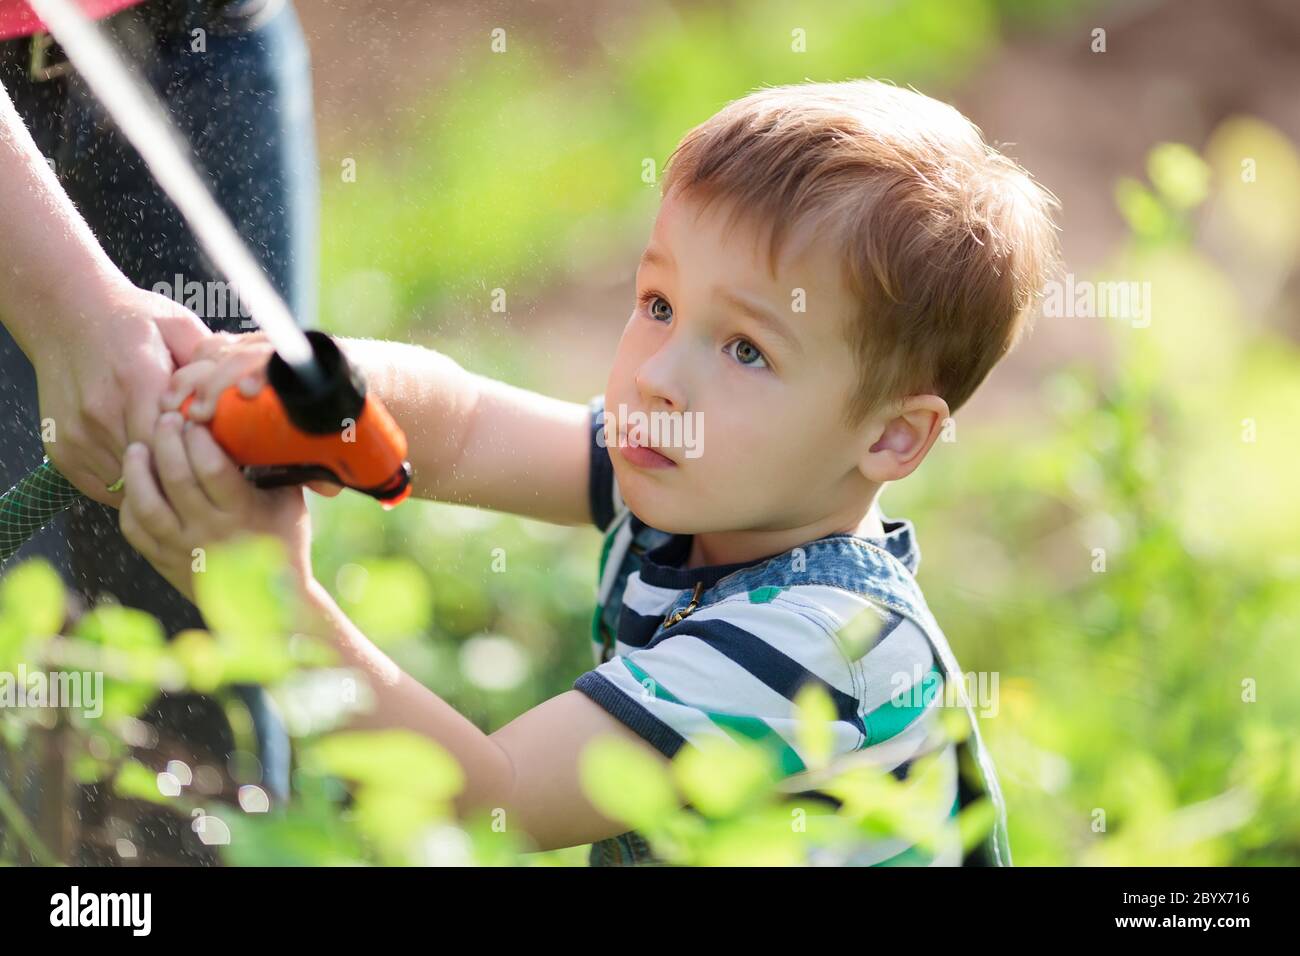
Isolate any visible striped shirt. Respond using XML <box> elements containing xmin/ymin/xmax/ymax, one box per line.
<box><xmin>574</xmin><ymin>396</ymin><xmax>1011</xmax><ymax>866</ymax></box>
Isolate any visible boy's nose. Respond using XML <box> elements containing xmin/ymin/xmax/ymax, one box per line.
<box><xmin>634</xmin><ymin>349</ymin><xmax>688</xmax><ymax>411</ymax></box>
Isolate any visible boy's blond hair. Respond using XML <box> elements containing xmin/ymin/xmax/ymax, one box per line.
<box><xmin>661</xmin><ymin>79</ymin><xmax>1061</xmax><ymax>422</ymax></box>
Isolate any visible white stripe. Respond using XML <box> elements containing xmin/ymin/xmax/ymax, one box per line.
<box><xmin>619</xmin><ymin>574</ymin><xmax>682</xmax><ymax>617</ymax></box>
<box><xmin>597</xmin><ymin>658</ymin><xmax>737</xmax><ymax>749</ymax></box>
<box><xmin>596</xmin><ymin>517</ymin><xmax>633</xmax><ymax>606</ymax></box>
<box><xmin>855</xmin><ymin>618</ymin><xmax>936</xmax><ymax>714</ymax></box>
<box><xmin>610</xmin><ymin>472</ymin><xmax>626</xmax><ymax>518</ymax></box>
<box><xmin>778</xmin><ymin>585</ymin><xmax>888</xmax><ymax>631</ymax></box>
<box><xmin>681</xmin><ymin>598</ymin><xmax>860</xmax><ymax>699</ymax></box>
<box><xmin>777</xmin><ymin>707</ymin><xmax>942</xmax><ymax>792</ymax></box>
<box><xmin>606</xmin><ymin>637</ymin><xmax>861</xmax><ymax>759</ymax></box>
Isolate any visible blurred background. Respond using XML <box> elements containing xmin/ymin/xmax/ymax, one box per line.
<box><xmin>6</xmin><ymin>0</ymin><xmax>1299</xmax><ymax>866</ymax></box>
<box><xmin>284</xmin><ymin>0</ymin><xmax>1300</xmax><ymax>864</ymax></box>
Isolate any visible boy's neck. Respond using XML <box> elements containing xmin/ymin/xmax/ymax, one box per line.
<box><xmin>685</xmin><ymin>497</ymin><xmax>887</xmax><ymax>570</ymax></box>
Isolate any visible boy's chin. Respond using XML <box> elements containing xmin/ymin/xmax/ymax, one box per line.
<box><xmin>614</xmin><ymin>473</ymin><xmax>705</xmax><ymax>535</ymax></box>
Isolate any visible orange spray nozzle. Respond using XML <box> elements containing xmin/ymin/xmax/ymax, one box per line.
<box><xmin>180</xmin><ymin>331</ymin><xmax>411</xmax><ymax>505</ymax></box>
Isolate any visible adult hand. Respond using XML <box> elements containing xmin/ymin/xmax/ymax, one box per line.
<box><xmin>26</xmin><ymin>280</ymin><xmax>210</xmax><ymax>507</ymax></box>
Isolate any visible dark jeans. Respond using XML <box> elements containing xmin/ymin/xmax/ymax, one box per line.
<box><xmin>0</xmin><ymin>0</ymin><xmax>316</xmax><ymax>843</ymax></box>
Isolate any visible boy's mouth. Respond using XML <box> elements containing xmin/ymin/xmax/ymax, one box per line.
<box><xmin>617</xmin><ymin>429</ymin><xmax>677</xmax><ymax>469</ymax></box>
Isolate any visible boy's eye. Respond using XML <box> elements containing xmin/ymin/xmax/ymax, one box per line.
<box><xmin>641</xmin><ymin>293</ymin><xmax>673</xmax><ymax>323</ymax></box>
<box><xmin>727</xmin><ymin>339</ymin><xmax>768</xmax><ymax>369</ymax></box>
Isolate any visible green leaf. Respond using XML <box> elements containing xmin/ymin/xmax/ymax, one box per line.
<box><xmin>837</xmin><ymin>606</ymin><xmax>885</xmax><ymax>660</ymax></box>
<box><xmin>74</xmin><ymin>606</ymin><xmax>172</xmax><ymax>719</ymax></box>
<box><xmin>673</xmin><ymin>737</ymin><xmax>773</xmax><ymax>818</ymax></box>
<box><xmin>793</xmin><ymin>682</ymin><xmax>837</xmax><ymax>771</ymax></box>
<box><xmin>310</xmin><ymin>730</ymin><xmax>464</xmax><ymax>801</ymax></box>
<box><xmin>334</xmin><ymin>557</ymin><xmax>432</xmax><ymax>646</ymax></box>
<box><xmin>580</xmin><ymin>736</ymin><xmax>677</xmax><ymax>831</ymax></box>
<box><xmin>0</xmin><ymin>559</ymin><xmax>65</xmax><ymax>671</ymax></box>
<box><xmin>692</xmin><ymin>806</ymin><xmax>808</xmax><ymax>866</ymax></box>
<box><xmin>193</xmin><ymin>537</ymin><xmax>298</xmax><ymax>683</ymax></box>
<box><xmin>1114</xmin><ymin>177</ymin><xmax>1169</xmax><ymax>239</ymax></box>
<box><xmin>1147</xmin><ymin>142</ymin><xmax>1210</xmax><ymax>211</ymax></box>
<box><xmin>114</xmin><ymin>759</ymin><xmax>177</xmax><ymax>806</ymax></box>
<box><xmin>168</xmin><ymin>629</ymin><xmax>224</xmax><ymax>694</ymax></box>
<box><xmin>74</xmin><ymin>605</ymin><xmax>165</xmax><ymax>653</ymax></box>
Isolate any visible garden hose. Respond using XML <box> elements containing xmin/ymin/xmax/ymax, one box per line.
<box><xmin>0</xmin><ymin>458</ymin><xmax>81</xmax><ymax>565</ymax></box>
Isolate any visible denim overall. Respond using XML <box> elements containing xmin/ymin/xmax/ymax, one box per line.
<box><xmin>588</xmin><ymin>508</ymin><xmax>1013</xmax><ymax>867</ymax></box>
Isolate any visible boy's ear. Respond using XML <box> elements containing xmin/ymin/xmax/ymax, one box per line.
<box><xmin>857</xmin><ymin>394</ymin><xmax>950</xmax><ymax>483</ymax></box>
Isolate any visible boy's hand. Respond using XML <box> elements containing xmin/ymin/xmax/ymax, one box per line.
<box><xmin>161</xmin><ymin>331</ymin><xmax>342</xmax><ymax>498</ymax></box>
<box><xmin>119</xmin><ymin>411</ymin><xmax>313</xmax><ymax>602</ymax></box>
<box><xmin>162</xmin><ymin>330</ymin><xmax>274</xmax><ymax>420</ymax></box>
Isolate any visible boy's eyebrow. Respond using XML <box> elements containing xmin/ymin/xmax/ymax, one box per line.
<box><xmin>639</xmin><ymin>244</ymin><xmax>675</xmax><ymax>271</ymax></box>
<box><xmin>715</xmin><ymin>286</ymin><xmax>803</xmax><ymax>353</ymax></box>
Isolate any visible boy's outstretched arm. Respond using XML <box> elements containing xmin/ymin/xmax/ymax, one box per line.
<box><xmin>300</xmin><ymin>578</ymin><xmax>673</xmax><ymax>851</ymax></box>
<box><xmin>346</xmin><ymin>337</ymin><xmax>593</xmax><ymax>525</ymax></box>
<box><xmin>120</xmin><ymin>411</ymin><xmax>672</xmax><ymax>852</ymax></box>
<box><xmin>170</xmin><ymin>333</ymin><xmax>594</xmax><ymax>526</ymax></box>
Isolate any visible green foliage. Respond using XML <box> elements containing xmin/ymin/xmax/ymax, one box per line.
<box><xmin>318</xmin><ymin>0</ymin><xmax>1006</xmax><ymax>368</ymax></box>
<box><xmin>892</xmin><ymin>122</ymin><xmax>1300</xmax><ymax>865</ymax></box>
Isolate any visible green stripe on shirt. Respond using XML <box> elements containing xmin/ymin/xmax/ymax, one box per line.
<box><xmin>620</xmin><ymin>657</ymin><xmax>806</xmax><ymax>774</ymax></box>
<box><xmin>862</xmin><ymin>664</ymin><xmax>943</xmax><ymax>745</ymax></box>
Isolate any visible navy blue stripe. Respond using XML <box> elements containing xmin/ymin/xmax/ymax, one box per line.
<box><xmin>615</xmin><ymin>604</ymin><xmax>666</xmax><ymax>649</ymax></box>
<box><xmin>587</xmin><ymin>398</ymin><xmax>617</xmax><ymax>532</ymax></box>
<box><xmin>660</xmin><ymin>617</ymin><xmax>862</xmax><ymax>730</ymax></box>
<box><xmin>573</xmin><ymin>671</ymin><xmax>688</xmax><ymax>759</ymax></box>
<box><xmin>637</xmin><ymin>536</ymin><xmax>777</xmax><ymax>590</ymax></box>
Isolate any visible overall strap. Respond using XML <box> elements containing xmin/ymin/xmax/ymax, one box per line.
<box><xmin>702</xmin><ymin>535</ymin><xmax>1013</xmax><ymax>866</ymax></box>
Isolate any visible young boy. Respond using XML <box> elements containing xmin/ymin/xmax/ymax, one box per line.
<box><xmin>120</xmin><ymin>79</ymin><xmax>1059</xmax><ymax>866</ymax></box>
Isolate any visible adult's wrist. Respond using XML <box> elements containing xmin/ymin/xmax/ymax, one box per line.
<box><xmin>5</xmin><ymin>266</ymin><xmax>136</xmax><ymax>361</ymax></box>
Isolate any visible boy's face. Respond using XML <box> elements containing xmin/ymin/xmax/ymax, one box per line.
<box><xmin>604</xmin><ymin>188</ymin><xmax>877</xmax><ymax>536</ymax></box>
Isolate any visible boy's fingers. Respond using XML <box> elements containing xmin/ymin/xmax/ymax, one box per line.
<box><xmin>152</xmin><ymin>412</ymin><xmax>213</xmax><ymax>519</ymax></box>
<box><xmin>190</xmin><ymin>352</ymin><xmax>270</xmax><ymax>418</ymax></box>
<box><xmin>306</xmin><ymin>479</ymin><xmax>343</xmax><ymax>498</ymax></box>
<box><xmin>161</xmin><ymin>360</ymin><xmax>216</xmax><ymax>413</ymax></box>
<box><xmin>120</xmin><ymin>442</ymin><xmax>181</xmax><ymax>541</ymax></box>
<box><xmin>181</xmin><ymin>420</ymin><xmax>249</xmax><ymax>511</ymax></box>
<box><xmin>189</xmin><ymin>331</ymin><xmax>241</xmax><ymax>364</ymax></box>
<box><xmin>119</xmin><ymin>504</ymin><xmax>162</xmax><ymax>566</ymax></box>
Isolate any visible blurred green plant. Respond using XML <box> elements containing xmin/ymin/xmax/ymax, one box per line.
<box><xmin>892</xmin><ymin>120</ymin><xmax>1300</xmax><ymax>865</ymax></box>
<box><xmin>317</xmin><ymin>0</ymin><xmax>1014</xmax><ymax>376</ymax></box>
<box><xmin>0</xmin><ymin>538</ymin><xmax>984</xmax><ymax>866</ymax></box>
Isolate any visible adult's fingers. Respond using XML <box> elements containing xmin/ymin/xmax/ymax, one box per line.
<box><xmin>45</xmin><ymin>425</ymin><xmax>127</xmax><ymax>507</ymax></box>
<box><xmin>155</xmin><ymin>305</ymin><xmax>212</xmax><ymax>367</ymax></box>
<box><xmin>189</xmin><ymin>330</ymin><xmax>246</xmax><ymax>363</ymax></box>
<box><xmin>123</xmin><ymin>353</ymin><xmax>175</xmax><ymax>460</ymax></box>
<box><xmin>57</xmin><ymin>459</ymin><xmax>123</xmax><ymax>508</ymax></box>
